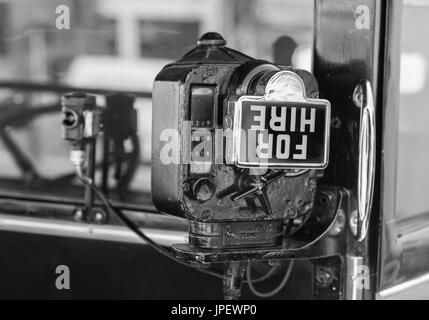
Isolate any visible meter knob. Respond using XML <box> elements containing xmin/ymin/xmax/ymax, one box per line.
<box><xmin>186</xmin><ymin>178</ymin><xmax>216</xmax><ymax>203</ymax></box>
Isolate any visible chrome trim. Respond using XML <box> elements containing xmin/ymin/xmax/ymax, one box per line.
<box><xmin>237</xmin><ymin>64</ymin><xmax>280</xmax><ymax>95</ymax></box>
<box><xmin>378</xmin><ymin>273</ymin><xmax>429</xmax><ymax>300</ymax></box>
<box><xmin>345</xmin><ymin>255</ymin><xmax>367</xmax><ymax>300</ymax></box>
<box><xmin>0</xmin><ymin>213</ymin><xmax>188</xmax><ymax>246</ymax></box>
<box><xmin>356</xmin><ymin>80</ymin><xmax>376</xmax><ymax>241</ymax></box>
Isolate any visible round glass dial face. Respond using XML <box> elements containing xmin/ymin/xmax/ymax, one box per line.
<box><xmin>267</xmin><ymin>73</ymin><xmax>305</xmax><ymax>102</ymax></box>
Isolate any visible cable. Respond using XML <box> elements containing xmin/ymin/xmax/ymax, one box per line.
<box><xmin>76</xmin><ymin>172</ymin><xmax>225</xmax><ymax>281</ymax></box>
<box><xmin>76</xmin><ymin>169</ymin><xmax>288</xmax><ymax>285</ymax></box>
<box><xmin>245</xmin><ymin>264</ymin><xmax>280</xmax><ymax>284</ymax></box>
<box><xmin>247</xmin><ymin>260</ymin><xmax>295</xmax><ymax>298</ymax></box>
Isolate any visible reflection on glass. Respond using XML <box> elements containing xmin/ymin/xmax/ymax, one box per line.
<box><xmin>397</xmin><ymin>3</ymin><xmax>429</xmax><ymax>218</ymax></box>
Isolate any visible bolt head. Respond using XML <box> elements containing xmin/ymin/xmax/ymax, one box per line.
<box><xmin>202</xmin><ymin>210</ymin><xmax>212</xmax><ymax>220</ymax></box>
<box><xmin>353</xmin><ymin>84</ymin><xmax>364</xmax><ymax>108</ymax></box>
<box><xmin>287</xmin><ymin>207</ymin><xmax>297</xmax><ymax>219</ymax></box>
<box><xmin>93</xmin><ymin>211</ymin><xmax>105</xmax><ymax>223</ymax></box>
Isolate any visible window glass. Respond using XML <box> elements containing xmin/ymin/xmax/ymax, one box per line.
<box><xmin>0</xmin><ymin>3</ymin><xmax>9</xmax><ymax>55</ymax></box>
<box><xmin>396</xmin><ymin>0</ymin><xmax>429</xmax><ymax>218</ymax></box>
<box><xmin>139</xmin><ymin>20</ymin><xmax>200</xmax><ymax>59</ymax></box>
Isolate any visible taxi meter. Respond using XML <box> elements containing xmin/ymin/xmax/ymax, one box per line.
<box><xmin>152</xmin><ymin>32</ymin><xmax>331</xmax><ymax>252</ymax></box>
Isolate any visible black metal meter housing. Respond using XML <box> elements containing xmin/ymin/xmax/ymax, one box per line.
<box><xmin>152</xmin><ymin>32</ymin><xmax>330</xmax><ymax>250</ymax></box>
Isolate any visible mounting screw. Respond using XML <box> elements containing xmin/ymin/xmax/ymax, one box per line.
<box><xmin>287</xmin><ymin>207</ymin><xmax>298</xmax><ymax>219</ymax></box>
<box><xmin>207</xmin><ymin>65</ymin><xmax>217</xmax><ymax>76</ymax></box>
<box><xmin>316</xmin><ymin>269</ymin><xmax>334</xmax><ymax>288</ymax></box>
<box><xmin>93</xmin><ymin>210</ymin><xmax>106</xmax><ymax>224</ymax></box>
<box><xmin>353</xmin><ymin>84</ymin><xmax>364</xmax><ymax>108</ymax></box>
<box><xmin>182</xmin><ymin>182</ymin><xmax>191</xmax><ymax>193</ymax></box>
<box><xmin>318</xmin><ymin>192</ymin><xmax>330</xmax><ymax>207</ymax></box>
<box><xmin>202</xmin><ymin>210</ymin><xmax>213</xmax><ymax>220</ymax></box>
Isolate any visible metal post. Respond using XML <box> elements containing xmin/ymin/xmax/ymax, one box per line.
<box><xmin>313</xmin><ymin>0</ymin><xmax>386</xmax><ymax>299</ymax></box>
<box><xmin>84</xmin><ymin>139</ymin><xmax>96</xmax><ymax>218</ymax></box>
<box><xmin>223</xmin><ymin>261</ymin><xmax>246</xmax><ymax>300</ymax></box>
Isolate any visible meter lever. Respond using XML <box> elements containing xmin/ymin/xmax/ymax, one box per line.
<box><xmin>231</xmin><ymin>171</ymin><xmax>286</xmax><ymax>216</ymax></box>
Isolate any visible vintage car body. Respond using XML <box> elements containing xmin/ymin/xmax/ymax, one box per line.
<box><xmin>0</xmin><ymin>0</ymin><xmax>427</xmax><ymax>300</ymax></box>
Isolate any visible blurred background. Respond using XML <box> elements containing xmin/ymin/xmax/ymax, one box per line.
<box><xmin>0</xmin><ymin>0</ymin><xmax>425</xmax><ymax>220</ymax></box>
<box><xmin>0</xmin><ymin>1</ymin><xmax>318</xmax><ymax>299</ymax></box>
<box><xmin>0</xmin><ymin>0</ymin><xmax>314</xmax><ymax>209</ymax></box>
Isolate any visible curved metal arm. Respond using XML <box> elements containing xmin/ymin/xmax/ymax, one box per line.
<box><xmin>356</xmin><ymin>80</ymin><xmax>376</xmax><ymax>241</ymax></box>
<box><xmin>230</xmin><ymin>171</ymin><xmax>286</xmax><ymax>216</ymax></box>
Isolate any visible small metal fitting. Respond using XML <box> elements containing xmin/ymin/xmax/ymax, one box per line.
<box><xmin>70</xmin><ymin>149</ymin><xmax>85</xmax><ymax>167</ymax></box>
<box><xmin>93</xmin><ymin>210</ymin><xmax>106</xmax><ymax>224</ymax></box>
<box><xmin>316</xmin><ymin>268</ymin><xmax>334</xmax><ymax>288</ymax></box>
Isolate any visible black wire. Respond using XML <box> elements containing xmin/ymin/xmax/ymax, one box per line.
<box><xmin>78</xmin><ymin>175</ymin><xmax>281</xmax><ymax>284</ymax></box>
<box><xmin>78</xmin><ymin>176</ymin><xmax>226</xmax><ymax>280</ymax></box>
<box><xmin>0</xmin><ymin>102</ymin><xmax>286</xmax><ymax>285</ymax></box>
